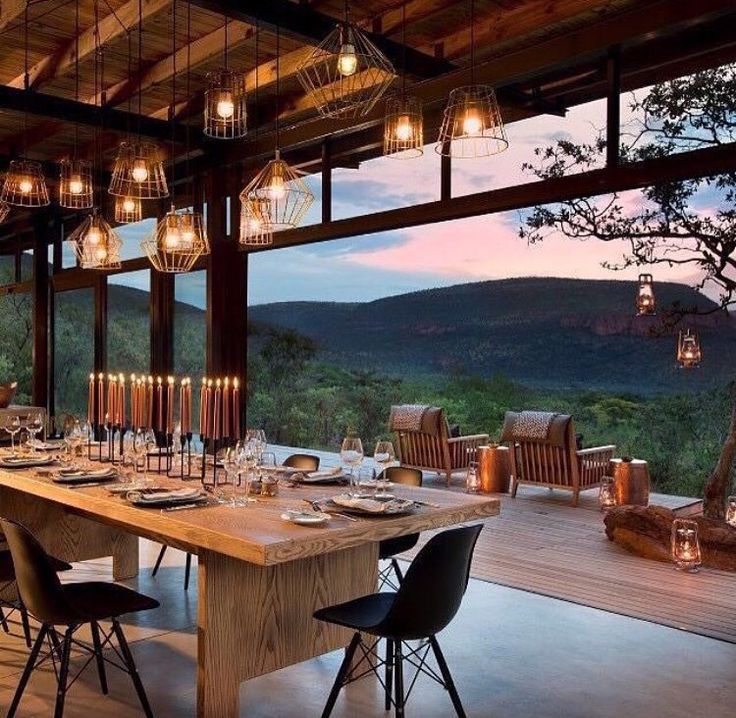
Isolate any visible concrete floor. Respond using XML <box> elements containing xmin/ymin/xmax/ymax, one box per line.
<box><xmin>0</xmin><ymin>539</ymin><xmax>734</xmax><ymax>718</ymax></box>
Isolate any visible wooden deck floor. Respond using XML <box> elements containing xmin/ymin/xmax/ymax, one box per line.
<box><xmin>274</xmin><ymin>444</ymin><xmax>736</xmax><ymax>644</ymax></box>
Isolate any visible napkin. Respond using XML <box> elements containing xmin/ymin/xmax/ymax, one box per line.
<box><xmin>331</xmin><ymin>495</ymin><xmax>412</xmax><ymax>514</ymax></box>
<box><xmin>59</xmin><ymin>467</ymin><xmax>115</xmax><ymax>478</ymax></box>
<box><xmin>300</xmin><ymin>467</ymin><xmax>344</xmax><ymax>482</ymax></box>
<box><xmin>137</xmin><ymin>487</ymin><xmax>203</xmax><ymax>503</ymax></box>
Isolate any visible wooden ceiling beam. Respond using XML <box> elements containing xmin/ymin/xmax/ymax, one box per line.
<box><xmin>188</xmin><ymin>0</ymin><xmax>454</xmax><ymax>78</ymax></box>
<box><xmin>7</xmin><ymin>0</ymin><xmax>172</xmax><ymax>90</ymax></box>
<box><xmin>0</xmin><ymin>0</ymin><xmax>25</xmax><ymax>31</ymax></box>
<box><xmin>258</xmin><ymin>140</ymin><xmax>736</xmax><ymax>252</ymax></box>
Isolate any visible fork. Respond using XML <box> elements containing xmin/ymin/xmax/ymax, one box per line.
<box><xmin>306</xmin><ymin>499</ymin><xmax>358</xmax><ymax>522</ymax></box>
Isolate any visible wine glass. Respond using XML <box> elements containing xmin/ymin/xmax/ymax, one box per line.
<box><xmin>64</xmin><ymin>421</ymin><xmax>83</xmax><ymax>468</ymax></box>
<box><xmin>132</xmin><ymin>429</ymin><xmax>150</xmax><ymax>486</ymax></box>
<box><xmin>221</xmin><ymin>447</ymin><xmax>241</xmax><ymax>506</ymax></box>
<box><xmin>373</xmin><ymin>441</ymin><xmax>395</xmax><ymax>498</ymax></box>
<box><xmin>7</xmin><ymin>415</ymin><xmax>22</xmax><ymax>456</ymax></box>
<box><xmin>237</xmin><ymin>440</ymin><xmax>258</xmax><ymax>506</ymax></box>
<box><xmin>27</xmin><ymin>412</ymin><xmax>44</xmax><ymax>453</ymax></box>
<box><xmin>340</xmin><ymin>436</ymin><xmax>364</xmax><ymax>495</ymax></box>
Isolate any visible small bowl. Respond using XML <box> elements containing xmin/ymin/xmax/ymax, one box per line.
<box><xmin>0</xmin><ymin>382</ymin><xmax>17</xmax><ymax>408</ymax></box>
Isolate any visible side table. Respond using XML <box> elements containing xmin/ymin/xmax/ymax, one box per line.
<box><xmin>610</xmin><ymin>458</ymin><xmax>650</xmax><ymax>506</ymax></box>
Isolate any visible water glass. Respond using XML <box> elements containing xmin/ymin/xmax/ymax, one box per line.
<box><xmin>340</xmin><ymin>436</ymin><xmax>364</xmax><ymax>495</ymax></box>
<box><xmin>7</xmin><ymin>415</ymin><xmax>21</xmax><ymax>456</ymax></box>
<box><xmin>357</xmin><ymin>467</ymin><xmax>376</xmax><ymax>497</ymax></box>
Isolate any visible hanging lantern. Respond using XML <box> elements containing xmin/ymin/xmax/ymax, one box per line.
<box><xmin>141</xmin><ymin>206</ymin><xmax>208</xmax><ymax>273</ymax></box>
<box><xmin>0</xmin><ymin>201</ymin><xmax>9</xmax><ymax>224</ymax></box>
<box><xmin>296</xmin><ymin>21</ymin><xmax>395</xmax><ymax>119</ymax></box>
<box><xmin>59</xmin><ymin>158</ymin><xmax>94</xmax><ymax>209</ymax></box>
<box><xmin>383</xmin><ymin>94</ymin><xmax>423</xmax><ymax>159</ymax></box>
<box><xmin>239</xmin><ymin>194</ymin><xmax>273</xmax><ymax>247</ymax></box>
<box><xmin>114</xmin><ymin>195</ymin><xmax>142</xmax><ymax>224</ymax></box>
<box><xmin>204</xmin><ymin>68</ymin><xmax>247</xmax><ymax>139</ymax></box>
<box><xmin>68</xmin><ymin>211</ymin><xmax>122</xmax><ymax>270</ymax></box>
<box><xmin>677</xmin><ymin>328</ymin><xmax>702</xmax><ymax>368</ymax></box>
<box><xmin>636</xmin><ymin>273</ymin><xmax>656</xmax><ymax>315</ymax></box>
<box><xmin>244</xmin><ymin>151</ymin><xmax>314</xmax><ymax>230</ymax></box>
<box><xmin>436</xmin><ymin>86</ymin><xmax>508</xmax><ymax>159</ymax></box>
<box><xmin>726</xmin><ymin>496</ymin><xmax>736</xmax><ymax>528</ymax></box>
<box><xmin>671</xmin><ymin>518</ymin><xmax>701</xmax><ymax>572</ymax></box>
<box><xmin>598</xmin><ymin>476</ymin><xmax>616</xmax><ymax>511</ymax></box>
<box><xmin>108</xmin><ymin>141</ymin><xmax>168</xmax><ymax>199</ymax></box>
<box><xmin>1</xmin><ymin>160</ymin><xmax>50</xmax><ymax>207</ymax></box>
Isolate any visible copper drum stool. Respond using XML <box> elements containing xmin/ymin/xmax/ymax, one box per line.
<box><xmin>477</xmin><ymin>445</ymin><xmax>510</xmax><ymax>493</ymax></box>
<box><xmin>610</xmin><ymin>458</ymin><xmax>650</xmax><ymax>506</ymax></box>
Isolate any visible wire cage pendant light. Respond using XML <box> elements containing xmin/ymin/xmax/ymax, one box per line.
<box><xmin>204</xmin><ymin>68</ymin><xmax>247</xmax><ymax>139</ymax></box>
<box><xmin>239</xmin><ymin>194</ymin><xmax>273</xmax><ymax>246</ymax></box>
<box><xmin>296</xmin><ymin>11</ymin><xmax>396</xmax><ymax>119</ymax></box>
<box><xmin>2</xmin><ymin>160</ymin><xmax>50</xmax><ymax>207</ymax></box>
<box><xmin>114</xmin><ymin>194</ymin><xmax>142</xmax><ymax>224</ymax></box>
<box><xmin>59</xmin><ymin>158</ymin><xmax>94</xmax><ymax>209</ymax></box>
<box><xmin>141</xmin><ymin>205</ymin><xmax>209</xmax><ymax>273</ymax></box>
<box><xmin>244</xmin><ymin>150</ymin><xmax>314</xmax><ymax>230</ymax></box>
<box><xmin>436</xmin><ymin>85</ymin><xmax>508</xmax><ymax>158</ymax></box>
<box><xmin>68</xmin><ymin>210</ymin><xmax>122</xmax><ymax>270</ymax></box>
<box><xmin>0</xmin><ymin>201</ymin><xmax>9</xmax><ymax>224</ymax></box>
<box><xmin>108</xmin><ymin>141</ymin><xmax>169</xmax><ymax>199</ymax></box>
<box><xmin>384</xmin><ymin>94</ymin><xmax>423</xmax><ymax>158</ymax></box>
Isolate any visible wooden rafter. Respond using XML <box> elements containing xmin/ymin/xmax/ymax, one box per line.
<box><xmin>0</xmin><ymin>0</ymin><xmax>25</xmax><ymax>31</ymax></box>
<box><xmin>7</xmin><ymin>0</ymin><xmax>172</xmax><ymax>90</ymax></box>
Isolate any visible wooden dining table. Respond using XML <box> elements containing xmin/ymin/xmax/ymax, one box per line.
<box><xmin>0</xmin><ymin>466</ymin><xmax>499</xmax><ymax>718</ymax></box>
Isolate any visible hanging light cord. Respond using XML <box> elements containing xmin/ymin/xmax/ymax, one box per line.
<box><xmin>170</xmin><ymin>0</ymin><xmax>176</xmax><ymax>205</ymax></box>
<box><xmin>185</xmin><ymin>0</ymin><xmax>191</xmax><ymax>185</ymax></box>
<box><xmin>94</xmin><ymin>0</ymin><xmax>102</xmax><ymax>208</ymax></box>
<box><xmin>22</xmin><ymin>2</ymin><xmax>29</xmax><ymax>153</ymax></box>
<box><xmin>470</xmin><ymin>0</ymin><xmax>475</xmax><ymax>85</ymax></box>
<box><xmin>275</xmin><ymin>22</ymin><xmax>280</xmax><ymax>152</ymax></box>
<box><xmin>223</xmin><ymin>14</ymin><xmax>228</xmax><ymax>69</ymax></box>
<box><xmin>401</xmin><ymin>2</ymin><xmax>406</xmax><ymax>95</ymax></box>
<box><xmin>74</xmin><ymin>0</ymin><xmax>80</xmax><ymax>153</ymax></box>
<box><xmin>137</xmin><ymin>0</ymin><xmax>143</xmax><ymax>138</ymax></box>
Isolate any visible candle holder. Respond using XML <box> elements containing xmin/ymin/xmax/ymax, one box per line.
<box><xmin>671</xmin><ymin>518</ymin><xmax>701</xmax><ymax>573</ymax></box>
<box><xmin>168</xmin><ymin>432</ymin><xmax>195</xmax><ymax>480</ymax></box>
<box><xmin>726</xmin><ymin>496</ymin><xmax>736</xmax><ymax>528</ymax></box>
<box><xmin>598</xmin><ymin>476</ymin><xmax>616</xmax><ymax>511</ymax></box>
<box><xmin>465</xmin><ymin>461</ymin><xmax>481</xmax><ymax>494</ymax></box>
<box><xmin>146</xmin><ymin>430</ymin><xmax>173</xmax><ymax>474</ymax></box>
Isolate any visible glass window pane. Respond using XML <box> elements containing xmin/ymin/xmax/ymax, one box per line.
<box><xmin>0</xmin><ymin>291</ymin><xmax>32</xmax><ymax>404</ymax></box>
<box><xmin>54</xmin><ymin>288</ymin><xmax>94</xmax><ymax>420</ymax></box>
<box><xmin>108</xmin><ymin>270</ymin><xmax>150</xmax><ymax>373</ymax></box>
<box><xmin>0</xmin><ymin>254</ymin><xmax>15</xmax><ymax>285</ymax></box>
<box><xmin>174</xmin><ymin>270</ymin><xmax>206</xmax><ymax>422</ymax></box>
<box><xmin>20</xmin><ymin>249</ymin><xmax>32</xmax><ymax>281</ymax></box>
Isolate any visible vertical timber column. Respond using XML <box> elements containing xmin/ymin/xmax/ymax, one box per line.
<box><xmin>206</xmin><ymin>168</ymin><xmax>247</xmax><ymax>428</ymax></box>
<box><xmin>150</xmin><ymin>270</ymin><xmax>174</xmax><ymax>377</ymax></box>
<box><xmin>31</xmin><ymin>211</ymin><xmax>56</xmax><ymax>411</ymax></box>
<box><xmin>606</xmin><ymin>46</ymin><xmax>621</xmax><ymax>168</ymax></box>
<box><xmin>94</xmin><ymin>274</ymin><xmax>107</xmax><ymax>378</ymax></box>
<box><xmin>322</xmin><ymin>140</ymin><xmax>332</xmax><ymax>223</ymax></box>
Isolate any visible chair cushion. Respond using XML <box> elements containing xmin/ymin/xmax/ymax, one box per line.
<box><xmin>379</xmin><ymin>534</ymin><xmax>419</xmax><ymax>560</ymax></box>
<box><xmin>62</xmin><ymin>582</ymin><xmax>159</xmax><ymax>621</ymax></box>
<box><xmin>0</xmin><ymin>549</ymin><xmax>71</xmax><ymax>583</ymax></box>
<box><xmin>314</xmin><ymin>592</ymin><xmax>395</xmax><ymax>633</ymax></box>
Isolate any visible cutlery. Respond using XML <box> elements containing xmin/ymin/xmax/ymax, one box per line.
<box><xmin>67</xmin><ymin>481</ymin><xmax>111</xmax><ymax>489</ymax></box>
<box><xmin>163</xmin><ymin>502</ymin><xmax>209</xmax><ymax>512</ymax></box>
<box><xmin>306</xmin><ymin>499</ymin><xmax>359</xmax><ymax>522</ymax></box>
<box><xmin>412</xmin><ymin>499</ymin><xmax>441</xmax><ymax>508</ymax></box>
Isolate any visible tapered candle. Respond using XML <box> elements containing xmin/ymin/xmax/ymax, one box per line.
<box><xmin>186</xmin><ymin>379</ymin><xmax>192</xmax><ymax>434</ymax></box>
<box><xmin>88</xmin><ymin>373</ymin><xmax>94</xmax><ymax>425</ymax></box>
<box><xmin>97</xmin><ymin>373</ymin><xmax>104</xmax><ymax>427</ymax></box>
<box><xmin>147</xmin><ymin>376</ymin><xmax>154</xmax><ymax>429</ymax></box>
<box><xmin>213</xmin><ymin>379</ymin><xmax>222</xmax><ymax>440</ymax></box>
<box><xmin>232</xmin><ymin>378</ymin><xmax>240</xmax><ymax>440</ymax></box>
<box><xmin>199</xmin><ymin>377</ymin><xmax>207</xmax><ymax>436</ymax></box>
<box><xmin>108</xmin><ymin>375</ymin><xmax>116</xmax><ymax>425</ymax></box>
<box><xmin>222</xmin><ymin>377</ymin><xmax>230</xmax><ymax>439</ymax></box>
<box><xmin>118</xmin><ymin>374</ymin><xmax>126</xmax><ymax>427</ymax></box>
<box><xmin>156</xmin><ymin>377</ymin><xmax>163</xmax><ymax>433</ymax></box>
<box><xmin>166</xmin><ymin>377</ymin><xmax>174</xmax><ymax>434</ymax></box>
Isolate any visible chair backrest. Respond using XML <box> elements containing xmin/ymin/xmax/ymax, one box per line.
<box><xmin>283</xmin><ymin>453</ymin><xmax>320</xmax><ymax>471</ymax></box>
<box><xmin>378</xmin><ymin>466</ymin><xmax>423</xmax><ymax>486</ymax></box>
<box><xmin>392</xmin><ymin>407</ymin><xmax>451</xmax><ymax>472</ymax></box>
<box><xmin>0</xmin><ymin>518</ymin><xmax>78</xmax><ymax>625</ymax></box>
<box><xmin>378</xmin><ymin>524</ymin><xmax>482</xmax><ymax>640</ymax></box>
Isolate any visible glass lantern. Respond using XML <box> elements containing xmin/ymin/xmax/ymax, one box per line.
<box><xmin>671</xmin><ymin>518</ymin><xmax>701</xmax><ymax>572</ymax></box>
<box><xmin>635</xmin><ymin>273</ymin><xmax>656</xmax><ymax>315</ymax></box>
<box><xmin>598</xmin><ymin>476</ymin><xmax>616</xmax><ymax>511</ymax></box>
<box><xmin>726</xmin><ymin>496</ymin><xmax>736</xmax><ymax>527</ymax></box>
<box><xmin>676</xmin><ymin>328</ymin><xmax>702</xmax><ymax>369</ymax></box>
<box><xmin>466</xmin><ymin>461</ymin><xmax>481</xmax><ymax>494</ymax></box>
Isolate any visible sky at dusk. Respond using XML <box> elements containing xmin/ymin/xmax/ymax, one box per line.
<box><xmin>108</xmin><ymin>91</ymin><xmax>711</xmax><ymax>309</ymax></box>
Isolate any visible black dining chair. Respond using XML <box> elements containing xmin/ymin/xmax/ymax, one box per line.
<box><xmin>1</xmin><ymin>544</ymin><xmax>71</xmax><ymax>648</ymax></box>
<box><xmin>283</xmin><ymin>453</ymin><xmax>321</xmax><ymax>471</ymax></box>
<box><xmin>314</xmin><ymin>523</ymin><xmax>482</xmax><ymax>718</ymax></box>
<box><xmin>151</xmin><ymin>543</ymin><xmax>193</xmax><ymax>591</ymax></box>
<box><xmin>377</xmin><ymin>466</ymin><xmax>423</xmax><ymax>590</ymax></box>
<box><xmin>0</xmin><ymin>518</ymin><xmax>160</xmax><ymax>718</ymax></box>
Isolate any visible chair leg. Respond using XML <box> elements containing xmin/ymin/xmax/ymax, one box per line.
<box><xmin>321</xmin><ymin>632</ymin><xmax>361</xmax><ymax>718</ymax></box>
<box><xmin>390</xmin><ymin>558</ymin><xmax>404</xmax><ymax>585</ymax></box>
<box><xmin>429</xmin><ymin>636</ymin><xmax>467</xmax><ymax>718</ymax></box>
<box><xmin>19</xmin><ymin>602</ymin><xmax>32</xmax><ymax>647</ymax></box>
<box><xmin>151</xmin><ymin>545</ymin><xmax>167</xmax><ymax>577</ymax></box>
<box><xmin>511</xmin><ymin>479</ymin><xmax>519</xmax><ymax>498</ymax></box>
<box><xmin>90</xmin><ymin>621</ymin><xmax>109</xmax><ymax>695</ymax></box>
<box><xmin>184</xmin><ymin>553</ymin><xmax>192</xmax><ymax>591</ymax></box>
<box><xmin>53</xmin><ymin>627</ymin><xmax>74</xmax><ymax>718</ymax></box>
<box><xmin>111</xmin><ymin>618</ymin><xmax>155</xmax><ymax>718</ymax></box>
<box><xmin>445</xmin><ymin>470</ymin><xmax>452</xmax><ymax>488</ymax></box>
<box><xmin>0</xmin><ymin>604</ymin><xmax>8</xmax><ymax>632</ymax></box>
<box><xmin>6</xmin><ymin>624</ymin><xmax>47</xmax><ymax>718</ymax></box>
<box><xmin>384</xmin><ymin>638</ymin><xmax>394</xmax><ymax>711</ymax></box>
<box><xmin>394</xmin><ymin>640</ymin><xmax>405</xmax><ymax>718</ymax></box>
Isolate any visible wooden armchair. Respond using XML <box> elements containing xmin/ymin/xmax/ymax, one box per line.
<box><xmin>390</xmin><ymin>405</ymin><xmax>489</xmax><ymax>486</ymax></box>
<box><xmin>500</xmin><ymin>411</ymin><xmax>615</xmax><ymax>506</ymax></box>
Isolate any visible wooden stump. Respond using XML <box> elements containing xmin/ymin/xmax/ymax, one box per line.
<box><xmin>604</xmin><ymin>505</ymin><xmax>736</xmax><ymax>571</ymax></box>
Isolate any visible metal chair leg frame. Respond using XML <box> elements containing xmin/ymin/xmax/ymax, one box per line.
<box><xmin>430</xmin><ymin>636</ymin><xmax>467</xmax><ymax>718</ymax></box>
<box><xmin>6</xmin><ymin>624</ymin><xmax>48</xmax><ymax>718</ymax></box>
<box><xmin>112</xmin><ymin>617</ymin><xmax>156</xmax><ymax>718</ymax></box>
<box><xmin>184</xmin><ymin>552</ymin><xmax>192</xmax><ymax>591</ymax></box>
<box><xmin>90</xmin><ymin>621</ymin><xmax>109</xmax><ymax>695</ymax></box>
<box><xmin>394</xmin><ymin>640</ymin><xmax>405</xmax><ymax>718</ymax></box>
<box><xmin>151</xmin><ymin>545</ymin><xmax>167</xmax><ymax>577</ymax></box>
<box><xmin>53</xmin><ymin>627</ymin><xmax>73</xmax><ymax>718</ymax></box>
<box><xmin>321</xmin><ymin>632</ymin><xmax>361</xmax><ymax>718</ymax></box>
<box><xmin>385</xmin><ymin>637</ymin><xmax>394</xmax><ymax>711</ymax></box>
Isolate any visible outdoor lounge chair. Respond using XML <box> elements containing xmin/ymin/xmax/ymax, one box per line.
<box><xmin>501</xmin><ymin>410</ymin><xmax>615</xmax><ymax>506</ymax></box>
<box><xmin>390</xmin><ymin>405</ymin><xmax>488</xmax><ymax>487</ymax></box>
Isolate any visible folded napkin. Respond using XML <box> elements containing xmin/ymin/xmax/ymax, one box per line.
<box><xmin>59</xmin><ymin>467</ymin><xmax>115</xmax><ymax>478</ymax></box>
<box><xmin>331</xmin><ymin>495</ymin><xmax>413</xmax><ymax>514</ymax></box>
<box><xmin>138</xmin><ymin>487</ymin><xmax>203</xmax><ymax>503</ymax></box>
<box><xmin>305</xmin><ymin>467</ymin><xmax>343</xmax><ymax>480</ymax></box>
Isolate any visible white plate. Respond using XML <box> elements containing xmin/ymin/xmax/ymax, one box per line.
<box><xmin>281</xmin><ymin>510</ymin><xmax>331</xmax><ymax>526</ymax></box>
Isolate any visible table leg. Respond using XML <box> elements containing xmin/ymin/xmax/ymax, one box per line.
<box><xmin>196</xmin><ymin>543</ymin><xmax>378</xmax><ymax>718</ymax></box>
<box><xmin>112</xmin><ymin>534</ymin><xmax>139</xmax><ymax>580</ymax></box>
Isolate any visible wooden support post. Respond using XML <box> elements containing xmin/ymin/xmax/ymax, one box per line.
<box><xmin>606</xmin><ymin>46</ymin><xmax>622</xmax><ymax>168</ymax></box>
<box><xmin>322</xmin><ymin>140</ymin><xmax>332</xmax><ymax>223</ymax></box>
<box><xmin>31</xmin><ymin>213</ymin><xmax>53</xmax><ymax>410</ymax></box>
<box><xmin>441</xmin><ymin>152</ymin><xmax>452</xmax><ymax>201</ymax></box>
<box><xmin>150</xmin><ymin>270</ymin><xmax>174</xmax><ymax>377</ymax></box>
<box><xmin>94</xmin><ymin>274</ymin><xmax>107</xmax><ymax>376</ymax></box>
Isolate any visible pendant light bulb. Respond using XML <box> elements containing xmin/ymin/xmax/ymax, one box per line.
<box><xmin>132</xmin><ymin>159</ymin><xmax>149</xmax><ymax>183</ymax></box>
<box><xmin>87</xmin><ymin>225</ymin><xmax>102</xmax><ymax>245</ymax></box>
<box><xmin>68</xmin><ymin>174</ymin><xmax>84</xmax><ymax>195</ymax></box>
<box><xmin>462</xmin><ymin>106</ymin><xmax>483</xmax><ymax>136</ymax></box>
<box><xmin>164</xmin><ymin>225</ymin><xmax>181</xmax><ymax>250</ymax></box>
<box><xmin>19</xmin><ymin>177</ymin><xmax>33</xmax><ymax>194</ymax></box>
<box><xmin>337</xmin><ymin>42</ymin><xmax>358</xmax><ymax>77</ymax></box>
<box><xmin>394</xmin><ymin>114</ymin><xmax>412</xmax><ymax>141</ymax></box>
<box><xmin>123</xmin><ymin>197</ymin><xmax>137</xmax><ymax>213</ymax></box>
<box><xmin>216</xmin><ymin>92</ymin><xmax>235</xmax><ymax>119</ymax></box>
<box><xmin>268</xmin><ymin>174</ymin><xmax>286</xmax><ymax>201</ymax></box>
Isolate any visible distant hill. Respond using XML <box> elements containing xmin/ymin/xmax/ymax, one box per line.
<box><xmin>248</xmin><ymin>277</ymin><xmax>736</xmax><ymax>394</ymax></box>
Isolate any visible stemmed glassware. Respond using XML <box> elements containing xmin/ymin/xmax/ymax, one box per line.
<box><xmin>373</xmin><ymin>440</ymin><xmax>395</xmax><ymax>498</ymax></box>
<box><xmin>222</xmin><ymin>447</ymin><xmax>243</xmax><ymax>506</ymax></box>
<box><xmin>27</xmin><ymin>412</ymin><xmax>44</xmax><ymax>453</ymax></box>
<box><xmin>7</xmin><ymin>415</ymin><xmax>22</xmax><ymax>456</ymax></box>
<box><xmin>132</xmin><ymin>429</ymin><xmax>152</xmax><ymax>487</ymax></box>
<box><xmin>64</xmin><ymin>421</ymin><xmax>83</xmax><ymax>469</ymax></box>
<box><xmin>340</xmin><ymin>436</ymin><xmax>364</xmax><ymax>495</ymax></box>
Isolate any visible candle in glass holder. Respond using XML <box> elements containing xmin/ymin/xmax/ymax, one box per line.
<box><xmin>726</xmin><ymin>496</ymin><xmax>736</xmax><ymax>528</ymax></box>
<box><xmin>466</xmin><ymin>462</ymin><xmax>481</xmax><ymax>493</ymax></box>
<box><xmin>671</xmin><ymin>518</ymin><xmax>701</xmax><ymax>572</ymax></box>
<box><xmin>598</xmin><ymin>476</ymin><xmax>616</xmax><ymax>511</ymax></box>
